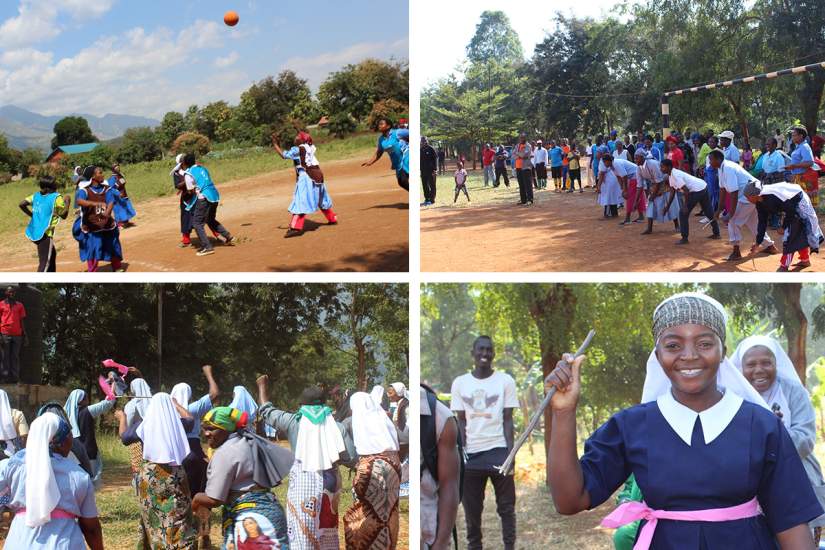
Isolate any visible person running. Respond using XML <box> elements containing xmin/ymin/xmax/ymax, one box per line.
<box><xmin>545</xmin><ymin>292</ymin><xmax>823</xmax><ymax>548</ymax></box>
<box><xmin>363</xmin><ymin>117</ymin><xmax>410</xmax><ymax>191</ymax></box>
<box><xmin>171</xmin><ymin>154</ymin><xmax>196</xmax><ymax>248</ymax></box>
<box><xmin>661</xmin><ymin>159</ymin><xmax>720</xmax><ymax>244</ymax></box>
<box><xmin>108</xmin><ymin>164</ymin><xmax>136</xmax><ymax>229</ymax></box>
<box><xmin>454</xmin><ymin>162</ymin><xmax>470</xmax><ymax>203</ymax></box>
<box><xmin>115</xmin><ymin>393</ymin><xmax>198</xmax><ymax>549</ymax></box>
<box><xmin>19</xmin><ymin>176</ymin><xmax>71</xmax><ymax>272</ymax></box>
<box><xmin>743</xmin><ymin>180</ymin><xmax>824</xmax><ymax>272</ymax></box>
<box><xmin>192</xmin><ymin>407</ymin><xmax>294</xmax><ymax>550</ymax></box>
<box><xmin>494</xmin><ymin>145</ymin><xmax>510</xmax><ymax>188</ymax></box>
<box><xmin>0</xmin><ymin>412</ymin><xmax>104</xmax><ymax>550</ymax></box>
<box><xmin>64</xmin><ymin>388</ymin><xmax>114</xmax><ymax>491</ymax></box>
<box><xmin>451</xmin><ymin>335</ymin><xmax>518</xmax><ymax>550</ymax></box>
<box><xmin>180</xmin><ymin>153</ymin><xmax>235</xmax><ymax>255</ymax></box>
<box><xmin>709</xmin><ymin>150</ymin><xmax>778</xmax><ymax>261</ymax></box>
<box><xmin>257</xmin><ymin>377</ymin><xmax>355</xmax><ymax>549</ymax></box>
<box><xmin>596</xmin><ymin>154</ymin><xmax>623</xmax><ymax>219</ymax></box>
<box><xmin>344</xmin><ymin>390</ymin><xmax>402</xmax><ymax>550</ymax></box>
<box><xmin>73</xmin><ymin>165</ymin><xmax>125</xmax><ymax>272</ymax></box>
<box><xmin>273</xmin><ymin>132</ymin><xmax>338</xmax><ymax>238</ymax></box>
<box><xmin>635</xmin><ymin>150</ymin><xmax>680</xmax><ymax>235</ymax></box>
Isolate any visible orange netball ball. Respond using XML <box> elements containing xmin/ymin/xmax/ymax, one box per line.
<box><xmin>224</xmin><ymin>11</ymin><xmax>239</xmax><ymax>26</ymax></box>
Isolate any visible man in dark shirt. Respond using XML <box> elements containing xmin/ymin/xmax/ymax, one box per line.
<box><xmin>494</xmin><ymin>145</ymin><xmax>510</xmax><ymax>188</ymax></box>
<box><xmin>421</xmin><ymin>137</ymin><xmax>438</xmax><ymax>206</ymax></box>
<box><xmin>437</xmin><ymin>148</ymin><xmax>446</xmax><ymax>175</ymax></box>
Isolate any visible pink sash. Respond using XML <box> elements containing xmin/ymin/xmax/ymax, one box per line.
<box><xmin>16</xmin><ymin>508</ymin><xmax>78</xmax><ymax>520</ymax></box>
<box><xmin>601</xmin><ymin>497</ymin><xmax>760</xmax><ymax>550</ymax></box>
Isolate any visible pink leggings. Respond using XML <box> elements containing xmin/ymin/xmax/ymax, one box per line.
<box><xmin>290</xmin><ymin>209</ymin><xmax>337</xmax><ymax>230</ymax></box>
<box><xmin>87</xmin><ymin>258</ymin><xmax>122</xmax><ymax>272</ymax></box>
<box><xmin>781</xmin><ymin>247</ymin><xmax>810</xmax><ymax>269</ymax></box>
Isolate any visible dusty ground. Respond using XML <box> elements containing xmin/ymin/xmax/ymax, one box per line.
<box><xmin>1</xmin><ymin>158</ymin><xmax>409</xmax><ymax>272</ymax></box>
<box><xmin>421</xmin><ymin>168</ymin><xmax>825</xmax><ymax>273</ymax></box>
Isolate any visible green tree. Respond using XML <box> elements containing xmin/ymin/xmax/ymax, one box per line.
<box><xmin>117</xmin><ymin>127</ymin><xmax>163</xmax><ymax>164</ymax></box>
<box><xmin>17</xmin><ymin>148</ymin><xmax>45</xmax><ymax>177</ymax></box>
<box><xmin>196</xmin><ymin>101</ymin><xmax>233</xmax><ymax>140</ymax></box>
<box><xmin>466</xmin><ymin>11</ymin><xmax>524</xmax><ymax>66</ymax></box>
<box><xmin>157</xmin><ymin>111</ymin><xmax>186</xmax><ymax>150</ymax></box>
<box><xmin>51</xmin><ymin>116</ymin><xmax>97</xmax><ymax>149</ymax></box>
<box><xmin>421</xmin><ymin>283</ymin><xmax>477</xmax><ymax>390</ymax></box>
<box><xmin>318</xmin><ymin>59</ymin><xmax>409</xmax><ymax>122</ymax></box>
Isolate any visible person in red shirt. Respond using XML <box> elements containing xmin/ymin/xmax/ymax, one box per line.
<box><xmin>482</xmin><ymin>143</ymin><xmax>496</xmax><ymax>187</ymax></box>
<box><xmin>0</xmin><ymin>286</ymin><xmax>27</xmax><ymax>384</ymax></box>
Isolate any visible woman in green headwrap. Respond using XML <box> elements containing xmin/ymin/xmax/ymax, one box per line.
<box><xmin>192</xmin><ymin>406</ymin><xmax>294</xmax><ymax>550</ymax></box>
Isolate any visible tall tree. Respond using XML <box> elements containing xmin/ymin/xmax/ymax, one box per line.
<box><xmin>51</xmin><ymin>116</ymin><xmax>97</xmax><ymax>149</ymax></box>
<box><xmin>466</xmin><ymin>11</ymin><xmax>524</xmax><ymax>66</ymax></box>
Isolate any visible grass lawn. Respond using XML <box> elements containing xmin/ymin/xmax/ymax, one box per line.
<box><xmin>0</xmin><ymin>132</ymin><xmax>378</xmax><ymax>238</ymax></box>
<box><xmin>1</xmin><ymin>431</ymin><xmax>409</xmax><ymax>549</ymax></box>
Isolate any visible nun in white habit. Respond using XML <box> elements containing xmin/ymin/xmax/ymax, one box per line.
<box><xmin>732</xmin><ymin>335</ymin><xmax>825</xmax><ymax>541</ymax></box>
<box><xmin>545</xmin><ymin>292</ymin><xmax>823</xmax><ymax>549</ymax></box>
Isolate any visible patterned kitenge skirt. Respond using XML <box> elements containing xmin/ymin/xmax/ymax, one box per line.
<box><xmin>136</xmin><ymin>461</ymin><xmax>198</xmax><ymax>549</ymax></box>
<box><xmin>343</xmin><ymin>451</ymin><xmax>401</xmax><ymax>550</ymax></box>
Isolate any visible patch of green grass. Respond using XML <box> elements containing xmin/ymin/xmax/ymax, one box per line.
<box><xmin>0</xmin><ymin>133</ymin><xmax>377</xmax><ymax>238</ymax></box>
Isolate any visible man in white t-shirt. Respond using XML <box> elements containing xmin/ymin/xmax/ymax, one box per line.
<box><xmin>662</xmin><ymin>158</ymin><xmax>721</xmax><ymax>245</ymax></box>
<box><xmin>451</xmin><ymin>335</ymin><xmax>518</xmax><ymax>550</ymax></box>
<box><xmin>709</xmin><ymin>149</ymin><xmax>778</xmax><ymax>261</ymax></box>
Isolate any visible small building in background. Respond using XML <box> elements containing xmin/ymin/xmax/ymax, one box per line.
<box><xmin>46</xmin><ymin>142</ymin><xmax>100</xmax><ymax>164</ymax></box>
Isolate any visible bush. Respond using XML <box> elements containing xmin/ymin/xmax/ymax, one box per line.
<box><xmin>70</xmin><ymin>145</ymin><xmax>117</xmax><ymax>172</ymax></box>
<box><xmin>367</xmin><ymin>99</ymin><xmax>408</xmax><ymax>131</ymax></box>
<box><xmin>172</xmin><ymin>132</ymin><xmax>211</xmax><ymax>156</ymax></box>
<box><xmin>117</xmin><ymin>127</ymin><xmax>163</xmax><ymax>164</ymax></box>
<box><xmin>326</xmin><ymin>112</ymin><xmax>358</xmax><ymax>139</ymax></box>
<box><xmin>33</xmin><ymin>161</ymin><xmax>73</xmax><ymax>189</ymax></box>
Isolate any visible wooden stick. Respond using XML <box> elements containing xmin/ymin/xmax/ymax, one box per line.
<box><xmin>496</xmin><ymin>330</ymin><xmax>596</xmax><ymax>475</ymax></box>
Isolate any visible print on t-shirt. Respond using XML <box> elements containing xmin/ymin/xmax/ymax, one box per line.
<box><xmin>462</xmin><ymin>389</ymin><xmax>500</xmax><ymax>419</ymax></box>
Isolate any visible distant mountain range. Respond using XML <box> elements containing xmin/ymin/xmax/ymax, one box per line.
<box><xmin>0</xmin><ymin>105</ymin><xmax>160</xmax><ymax>152</ymax></box>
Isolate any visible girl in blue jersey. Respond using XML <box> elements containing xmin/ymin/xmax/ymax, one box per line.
<box><xmin>72</xmin><ymin>166</ymin><xmax>125</xmax><ymax>272</ymax></box>
<box><xmin>363</xmin><ymin>117</ymin><xmax>410</xmax><ymax>191</ymax></box>
<box><xmin>19</xmin><ymin>176</ymin><xmax>71</xmax><ymax>272</ymax></box>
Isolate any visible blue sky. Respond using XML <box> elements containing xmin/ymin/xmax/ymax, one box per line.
<box><xmin>0</xmin><ymin>0</ymin><xmax>409</xmax><ymax>118</ymax></box>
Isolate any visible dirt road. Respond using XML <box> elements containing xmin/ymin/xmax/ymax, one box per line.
<box><xmin>421</xmin><ymin>184</ymin><xmax>824</xmax><ymax>273</ymax></box>
<box><xmin>1</xmin><ymin>157</ymin><xmax>409</xmax><ymax>272</ymax></box>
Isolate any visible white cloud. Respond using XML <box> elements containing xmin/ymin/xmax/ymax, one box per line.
<box><xmin>0</xmin><ymin>19</ymin><xmax>231</xmax><ymax>117</ymax></box>
<box><xmin>280</xmin><ymin>38</ymin><xmax>409</xmax><ymax>89</ymax></box>
<box><xmin>0</xmin><ymin>0</ymin><xmax>115</xmax><ymax>48</ymax></box>
<box><xmin>214</xmin><ymin>51</ymin><xmax>239</xmax><ymax>68</ymax></box>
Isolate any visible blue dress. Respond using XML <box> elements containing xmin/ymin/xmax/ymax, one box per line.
<box><xmin>72</xmin><ymin>185</ymin><xmax>123</xmax><ymax>261</ymax></box>
<box><xmin>0</xmin><ymin>450</ymin><xmax>99</xmax><ymax>549</ymax></box>
<box><xmin>582</xmin><ymin>400</ymin><xmax>822</xmax><ymax>549</ymax></box>
<box><xmin>282</xmin><ymin>147</ymin><xmax>333</xmax><ymax>215</ymax></box>
<box><xmin>107</xmin><ymin>175</ymin><xmax>136</xmax><ymax>224</ymax></box>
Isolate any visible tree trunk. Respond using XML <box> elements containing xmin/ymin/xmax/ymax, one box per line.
<box><xmin>523</xmin><ymin>285</ymin><xmax>577</xmax><ymax>487</ymax></box>
<box><xmin>775</xmin><ymin>283</ymin><xmax>808</xmax><ymax>384</ymax></box>
<box><xmin>356</xmin><ymin>338</ymin><xmax>367</xmax><ymax>390</ymax></box>
<box><xmin>799</xmin><ymin>72</ymin><xmax>825</xmax><ymax>137</ymax></box>
<box><xmin>471</xmin><ymin>143</ymin><xmax>478</xmax><ymax>171</ymax></box>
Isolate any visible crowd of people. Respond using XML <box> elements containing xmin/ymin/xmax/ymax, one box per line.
<box><xmin>0</xmin><ymin>362</ymin><xmax>410</xmax><ymax>549</ymax></box>
<box><xmin>421</xmin><ymin>292</ymin><xmax>825</xmax><ymax>549</ymax></box>
<box><xmin>424</xmin><ymin>126</ymin><xmax>825</xmax><ymax>271</ymax></box>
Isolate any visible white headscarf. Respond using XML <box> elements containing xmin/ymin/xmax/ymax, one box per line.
<box><xmin>370</xmin><ymin>385</ymin><xmax>385</xmax><ymax>405</ymax></box>
<box><xmin>229</xmin><ymin>386</ymin><xmax>257</xmax><ymax>416</ymax></box>
<box><xmin>64</xmin><ymin>389</ymin><xmax>85</xmax><ymax>438</ymax></box>
<box><xmin>170</xmin><ymin>154</ymin><xmax>184</xmax><ymax>176</ymax></box>
<box><xmin>137</xmin><ymin>393</ymin><xmax>190</xmax><ymax>466</ymax></box>
<box><xmin>294</xmin><ymin>407</ymin><xmax>346</xmax><ymax>472</ymax></box>
<box><xmin>730</xmin><ymin>335</ymin><xmax>800</xmax><ymax>427</ymax></box>
<box><xmin>24</xmin><ymin>412</ymin><xmax>62</xmax><ymax>527</ymax></box>
<box><xmin>170</xmin><ymin>383</ymin><xmax>192</xmax><ymax>409</ymax></box>
<box><xmin>642</xmin><ymin>293</ymin><xmax>770</xmax><ymax>409</ymax></box>
<box><xmin>350</xmin><ymin>391</ymin><xmax>399</xmax><ymax>456</ymax></box>
<box><xmin>129</xmin><ymin>378</ymin><xmax>152</xmax><ymax>418</ymax></box>
<box><xmin>390</xmin><ymin>382</ymin><xmax>407</xmax><ymax>399</ymax></box>
<box><xmin>0</xmin><ymin>389</ymin><xmax>17</xmax><ymax>441</ymax></box>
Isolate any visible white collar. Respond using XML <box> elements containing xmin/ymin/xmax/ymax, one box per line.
<box><xmin>656</xmin><ymin>389</ymin><xmax>743</xmax><ymax>446</ymax></box>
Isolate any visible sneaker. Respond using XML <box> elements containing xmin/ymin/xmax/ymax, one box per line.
<box><xmin>328</xmin><ymin>219</ymin><xmax>339</xmax><ymax>225</ymax></box>
<box><xmin>762</xmin><ymin>245</ymin><xmax>779</xmax><ymax>255</ymax></box>
<box><xmin>285</xmin><ymin>228</ymin><xmax>303</xmax><ymax>238</ymax></box>
<box><xmin>196</xmin><ymin>249</ymin><xmax>215</xmax><ymax>257</ymax></box>
<box><xmin>698</xmin><ymin>217</ymin><xmax>710</xmax><ymax>224</ymax></box>
<box><xmin>676</xmin><ymin>239</ymin><xmax>690</xmax><ymax>245</ymax></box>
<box><xmin>796</xmin><ymin>260</ymin><xmax>812</xmax><ymax>269</ymax></box>
<box><xmin>223</xmin><ymin>236</ymin><xmax>236</xmax><ymax>246</ymax></box>
<box><xmin>707</xmin><ymin>234</ymin><xmax>721</xmax><ymax>239</ymax></box>
<box><xmin>178</xmin><ymin>242</ymin><xmax>191</xmax><ymax>248</ymax></box>
<box><xmin>727</xmin><ymin>251</ymin><xmax>742</xmax><ymax>261</ymax></box>
<box><xmin>777</xmin><ymin>266</ymin><xmax>789</xmax><ymax>272</ymax></box>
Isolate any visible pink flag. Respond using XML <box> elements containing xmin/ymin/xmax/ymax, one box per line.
<box><xmin>98</xmin><ymin>375</ymin><xmax>116</xmax><ymax>401</ymax></box>
<box><xmin>101</xmin><ymin>359</ymin><xmax>130</xmax><ymax>376</ymax></box>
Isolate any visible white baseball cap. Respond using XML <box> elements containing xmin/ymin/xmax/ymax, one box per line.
<box><xmin>718</xmin><ymin>130</ymin><xmax>735</xmax><ymax>140</ymax></box>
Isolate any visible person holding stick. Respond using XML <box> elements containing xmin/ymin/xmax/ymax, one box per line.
<box><xmin>450</xmin><ymin>335</ymin><xmax>518</xmax><ymax>550</ymax></box>
<box><xmin>545</xmin><ymin>292</ymin><xmax>822</xmax><ymax>549</ymax></box>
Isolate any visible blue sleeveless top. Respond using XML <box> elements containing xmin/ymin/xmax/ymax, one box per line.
<box><xmin>186</xmin><ymin>165</ymin><xmax>220</xmax><ymax>203</ymax></box>
<box><xmin>25</xmin><ymin>192</ymin><xmax>59</xmax><ymax>242</ymax></box>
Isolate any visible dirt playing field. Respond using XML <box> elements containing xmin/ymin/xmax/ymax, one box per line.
<box><xmin>421</xmin><ymin>169</ymin><xmax>825</xmax><ymax>273</ymax></box>
<box><xmin>0</xmin><ymin>158</ymin><xmax>408</xmax><ymax>272</ymax></box>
